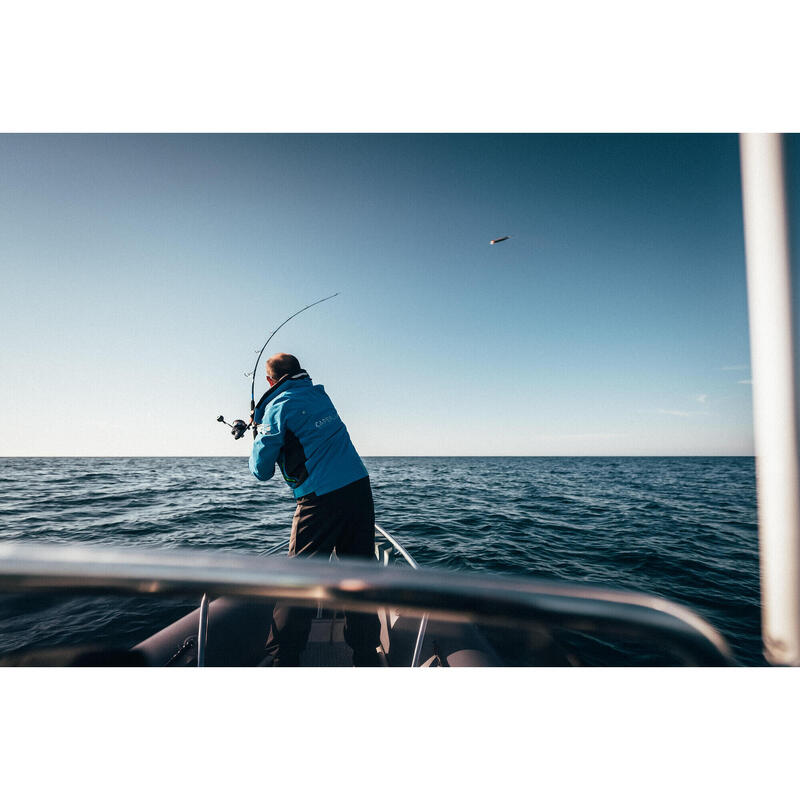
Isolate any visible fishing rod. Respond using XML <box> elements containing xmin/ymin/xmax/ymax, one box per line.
<box><xmin>217</xmin><ymin>292</ymin><xmax>340</xmax><ymax>440</ymax></box>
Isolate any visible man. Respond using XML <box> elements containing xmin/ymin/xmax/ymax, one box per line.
<box><xmin>249</xmin><ymin>352</ymin><xmax>381</xmax><ymax>666</ymax></box>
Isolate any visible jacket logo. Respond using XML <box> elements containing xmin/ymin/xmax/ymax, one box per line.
<box><xmin>315</xmin><ymin>414</ymin><xmax>336</xmax><ymax>429</ymax></box>
<box><xmin>257</xmin><ymin>423</ymin><xmax>272</xmax><ymax>435</ymax></box>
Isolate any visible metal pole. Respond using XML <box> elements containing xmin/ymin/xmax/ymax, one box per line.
<box><xmin>197</xmin><ymin>593</ymin><xmax>209</xmax><ymax>667</ymax></box>
<box><xmin>375</xmin><ymin>524</ymin><xmax>429</xmax><ymax>665</ymax></box>
<box><xmin>740</xmin><ymin>133</ymin><xmax>800</xmax><ymax>665</ymax></box>
<box><xmin>410</xmin><ymin>614</ymin><xmax>429</xmax><ymax>667</ymax></box>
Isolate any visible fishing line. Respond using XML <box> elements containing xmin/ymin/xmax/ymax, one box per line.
<box><xmin>246</xmin><ymin>292</ymin><xmax>339</xmax><ymax>414</ymax></box>
<box><xmin>217</xmin><ymin>292</ymin><xmax>340</xmax><ymax>440</ymax></box>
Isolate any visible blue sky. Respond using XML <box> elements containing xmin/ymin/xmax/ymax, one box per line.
<box><xmin>0</xmin><ymin>133</ymin><xmax>769</xmax><ymax>456</ymax></box>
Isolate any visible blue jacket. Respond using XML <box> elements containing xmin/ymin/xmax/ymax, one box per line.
<box><xmin>249</xmin><ymin>373</ymin><xmax>368</xmax><ymax>499</ymax></box>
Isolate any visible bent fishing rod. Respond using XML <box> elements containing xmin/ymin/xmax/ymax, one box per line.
<box><xmin>217</xmin><ymin>292</ymin><xmax>339</xmax><ymax>440</ymax></box>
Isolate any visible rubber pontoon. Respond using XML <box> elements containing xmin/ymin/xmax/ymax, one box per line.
<box><xmin>0</xmin><ymin>524</ymin><xmax>736</xmax><ymax>666</ymax></box>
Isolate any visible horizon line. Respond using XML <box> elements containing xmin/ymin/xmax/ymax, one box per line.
<box><xmin>0</xmin><ymin>453</ymin><xmax>756</xmax><ymax>459</ymax></box>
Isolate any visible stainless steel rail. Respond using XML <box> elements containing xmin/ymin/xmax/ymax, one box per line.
<box><xmin>258</xmin><ymin>525</ymin><xmax>429</xmax><ymax>666</ymax></box>
<box><xmin>261</xmin><ymin>526</ymin><xmax>419</xmax><ymax>565</ymax></box>
<box><xmin>374</xmin><ymin>524</ymin><xmax>428</xmax><ymax>667</ymax></box>
<box><xmin>261</xmin><ymin>540</ymin><xmax>289</xmax><ymax>557</ymax></box>
<box><xmin>374</xmin><ymin>524</ymin><xmax>420</xmax><ymax>568</ymax></box>
<box><xmin>0</xmin><ymin>540</ymin><xmax>736</xmax><ymax>666</ymax></box>
<box><xmin>197</xmin><ymin>593</ymin><xmax>209</xmax><ymax>667</ymax></box>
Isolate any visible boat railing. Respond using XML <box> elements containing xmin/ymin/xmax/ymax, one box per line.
<box><xmin>255</xmin><ymin>525</ymin><xmax>428</xmax><ymax>666</ymax></box>
<box><xmin>197</xmin><ymin>592</ymin><xmax>209</xmax><ymax>667</ymax></box>
<box><xmin>0</xmin><ymin>539</ymin><xmax>737</xmax><ymax>666</ymax></box>
<box><xmin>374</xmin><ymin>524</ymin><xmax>420</xmax><ymax>568</ymax></box>
<box><xmin>373</xmin><ymin>525</ymin><xmax>428</xmax><ymax>667</ymax></box>
<box><xmin>261</xmin><ymin>539</ymin><xmax>290</xmax><ymax>557</ymax></box>
<box><xmin>258</xmin><ymin>525</ymin><xmax>418</xmax><ymax>566</ymax></box>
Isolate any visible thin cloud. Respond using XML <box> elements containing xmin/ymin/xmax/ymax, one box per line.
<box><xmin>695</xmin><ymin>394</ymin><xmax>708</xmax><ymax>404</ymax></box>
<box><xmin>538</xmin><ymin>433</ymin><xmax>624</xmax><ymax>440</ymax></box>
<box><xmin>722</xmin><ymin>364</ymin><xmax>749</xmax><ymax>371</ymax></box>
<box><xmin>654</xmin><ymin>409</ymin><xmax>710</xmax><ymax>417</ymax></box>
<box><xmin>738</xmin><ymin>379</ymin><xmax>752</xmax><ymax>385</ymax></box>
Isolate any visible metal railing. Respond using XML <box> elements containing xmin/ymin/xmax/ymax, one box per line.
<box><xmin>255</xmin><ymin>525</ymin><xmax>428</xmax><ymax>666</ymax></box>
<box><xmin>197</xmin><ymin>593</ymin><xmax>209</xmax><ymax>667</ymax></box>
<box><xmin>0</xmin><ymin>539</ymin><xmax>736</xmax><ymax>666</ymax></box>
<box><xmin>374</xmin><ymin>524</ymin><xmax>428</xmax><ymax>667</ymax></box>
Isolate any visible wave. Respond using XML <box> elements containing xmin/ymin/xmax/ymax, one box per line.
<box><xmin>0</xmin><ymin>456</ymin><xmax>761</xmax><ymax>663</ymax></box>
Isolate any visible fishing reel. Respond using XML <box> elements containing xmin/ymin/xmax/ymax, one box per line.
<box><xmin>217</xmin><ymin>415</ymin><xmax>250</xmax><ymax>440</ymax></box>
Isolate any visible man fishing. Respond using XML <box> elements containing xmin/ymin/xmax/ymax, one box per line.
<box><xmin>249</xmin><ymin>352</ymin><xmax>381</xmax><ymax>666</ymax></box>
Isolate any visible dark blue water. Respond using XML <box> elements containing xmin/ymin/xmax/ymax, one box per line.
<box><xmin>0</xmin><ymin>457</ymin><xmax>763</xmax><ymax>664</ymax></box>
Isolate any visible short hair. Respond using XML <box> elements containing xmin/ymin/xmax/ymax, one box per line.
<box><xmin>267</xmin><ymin>353</ymin><xmax>302</xmax><ymax>380</ymax></box>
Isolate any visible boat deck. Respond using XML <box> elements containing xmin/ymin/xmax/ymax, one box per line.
<box><xmin>274</xmin><ymin>614</ymin><xmax>388</xmax><ymax>667</ymax></box>
<box><xmin>300</xmin><ymin>616</ymin><xmax>355</xmax><ymax>667</ymax></box>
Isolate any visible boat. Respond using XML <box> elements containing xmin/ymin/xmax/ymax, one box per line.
<box><xmin>0</xmin><ymin>134</ymin><xmax>797</xmax><ymax>667</ymax></box>
<box><xmin>0</xmin><ymin>523</ymin><xmax>735</xmax><ymax>666</ymax></box>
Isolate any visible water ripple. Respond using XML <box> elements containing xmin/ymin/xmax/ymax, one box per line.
<box><xmin>0</xmin><ymin>456</ymin><xmax>761</xmax><ymax>664</ymax></box>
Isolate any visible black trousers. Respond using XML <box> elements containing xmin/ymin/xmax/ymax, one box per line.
<box><xmin>265</xmin><ymin>477</ymin><xmax>381</xmax><ymax>666</ymax></box>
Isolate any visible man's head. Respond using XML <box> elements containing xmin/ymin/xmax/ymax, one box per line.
<box><xmin>266</xmin><ymin>353</ymin><xmax>302</xmax><ymax>385</ymax></box>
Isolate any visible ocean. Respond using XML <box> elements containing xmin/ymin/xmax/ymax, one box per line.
<box><xmin>0</xmin><ymin>456</ymin><xmax>762</xmax><ymax>665</ymax></box>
